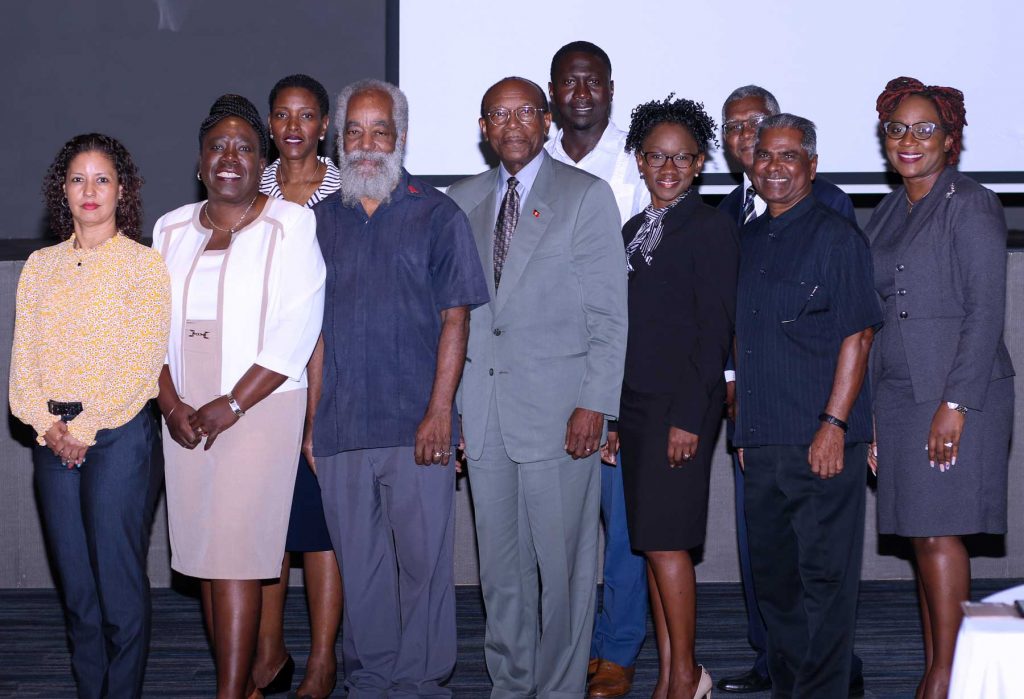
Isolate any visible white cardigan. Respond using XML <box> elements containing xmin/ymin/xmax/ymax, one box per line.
<box><xmin>153</xmin><ymin>197</ymin><xmax>325</xmax><ymax>396</ymax></box>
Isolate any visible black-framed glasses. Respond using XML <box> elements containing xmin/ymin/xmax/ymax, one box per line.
<box><xmin>484</xmin><ymin>106</ymin><xmax>546</xmax><ymax>126</ymax></box>
<box><xmin>882</xmin><ymin>121</ymin><xmax>939</xmax><ymax>141</ymax></box>
<box><xmin>641</xmin><ymin>151</ymin><xmax>697</xmax><ymax>169</ymax></box>
<box><xmin>722</xmin><ymin>115</ymin><xmax>767</xmax><ymax>135</ymax></box>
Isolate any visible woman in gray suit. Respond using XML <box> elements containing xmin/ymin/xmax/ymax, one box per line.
<box><xmin>866</xmin><ymin>77</ymin><xmax>1014</xmax><ymax>699</ymax></box>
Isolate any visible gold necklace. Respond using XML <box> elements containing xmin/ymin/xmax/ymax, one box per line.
<box><xmin>277</xmin><ymin>159</ymin><xmax>323</xmax><ymax>204</ymax></box>
<box><xmin>203</xmin><ymin>194</ymin><xmax>259</xmax><ymax>233</ymax></box>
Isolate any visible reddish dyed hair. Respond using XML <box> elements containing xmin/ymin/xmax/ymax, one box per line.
<box><xmin>875</xmin><ymin>76</ymin><xmax>966</xmax><ymax>166</ymax></box>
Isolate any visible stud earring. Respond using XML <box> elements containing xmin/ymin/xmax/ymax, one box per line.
<box><xmin>319</xmin><ymin>135</ymin><xmax>325</xmax><ymax>141</ymax></box>
<box><xmin>196</xmin><ymin>172</ymin><xmax>201</xmax><ymax>181</ymax></box>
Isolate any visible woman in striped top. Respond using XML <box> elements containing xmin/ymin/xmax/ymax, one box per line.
<box><xmin>254</xmin><ymin>74</ymin><xmax>342</xmax><ymax>699</ymax></box>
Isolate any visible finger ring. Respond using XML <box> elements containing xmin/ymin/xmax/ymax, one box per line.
<box><xmin>441</xmin><ymin>450</ymin><xmax>451</xmax><ymax>457</ymax></box>
<box><xmin>683</xmin><ymin>453</ymin><xmax>691</xmax><ymax>460</ymax></box>
<box><xmin>944</xmin><ymin>441</ymin><xmax>954</xmax><ymax>448</ymax></box>
<box><xmin>433</xmin><ymin>451</ymin><xmax>443</xmax><ymax>458</ymax></box>
<box><xmin>585</xmin><ymin>447</ymin><xmax>592</xmax><ymax>453</ymax></box>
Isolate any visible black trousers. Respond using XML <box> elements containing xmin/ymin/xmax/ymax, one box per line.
<box><xmin>743</xmin><ymin>443</ymin><xmax>866</xmax><ymax>699</ymax></box>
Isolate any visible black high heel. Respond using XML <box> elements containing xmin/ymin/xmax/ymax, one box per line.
<box><xmin>259</xmin><ymin>654</ymin><xmax>295</xmax><ymax>695</ymax></box>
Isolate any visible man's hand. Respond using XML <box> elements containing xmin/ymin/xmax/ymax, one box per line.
<box><xmin>667</xmin><ymin>426</ymin><xmax>699</xmax><ymax>468</ymax></box>
<box><xmin>415</xmin><ymin>408</ymin><xmax>452</xmax><ymax>466</ymax></box>
<box><xmin>601</xmin><ymin>430</ymin><xmax>620</xmax><ymax>465</ymax></box>
<box><xmin>565</xmin><ymin>407</ymin><xmax>603</xmax><ymax>459</ymax></box>
<box><xmin>808</xmin><ymin>422</ymin><xmax>846</xmax><ymax>479</ymax></box>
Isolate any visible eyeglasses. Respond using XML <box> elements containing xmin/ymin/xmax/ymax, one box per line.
<box><xmin>722</xmin><ymin>115</ymin><xmax>767</xmax><ymax>135</ymax></box>
<box><xmin>484</xmin><ymin>106</ymin><xmax>546</xmax><ymax>126</ymax></box>
<box><xmin>882</xmin><ymin>121</ymin><xmax>939</xmax><ymax>141</ymax></box>
<box><xmin>641</xmin><ymin>151</ymin><xmax>697</xmax><ymax>169</ymax></box>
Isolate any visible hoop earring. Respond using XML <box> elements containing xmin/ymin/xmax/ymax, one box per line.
<box><xmin>196</xmin><ymin>172</ymin><xmax>201</xmax><ymax>182</ymax></box>
<box><xmin>61</xmin><ymin>195</ymin><xmax>68</xmax><ymax>208</ymax></box>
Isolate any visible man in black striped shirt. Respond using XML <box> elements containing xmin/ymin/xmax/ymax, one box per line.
<box><xmin>733</xmin><ymin>114</ymin><xmax>881</xmax><ymax>699</ymax></box>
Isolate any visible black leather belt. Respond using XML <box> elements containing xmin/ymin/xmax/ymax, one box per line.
<box><xmin>47</xmin><ymin>400</ymin><xmax>83</xmax><ymax>421</ymax></box>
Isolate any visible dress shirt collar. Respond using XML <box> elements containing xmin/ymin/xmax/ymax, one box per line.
<box><xmin>495</xmin><ymin>150</ymin><xmax>545</xmax><ymax>223</ymax></box>
<box><xmin>742</xmin><ymin>172</ymin><xmax>768</xmax><ymax>218</ymax></box>
<box><xmin>547</xmin><ymin>120</ymin><xmax>625</xmax><ymax>164</ymax></box>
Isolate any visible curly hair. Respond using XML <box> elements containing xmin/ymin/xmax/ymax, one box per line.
<box><xmin>625</xmin><ymin>94</ymin><xmax>719</xmax><ymax>155</ymax></box>
<box><xmin>269</xmin><ymin>73</ymin><xmax>330</xmax><ymax>119</ymax></box>
<box><xmin>876</xmin><ymin>76</ymin><xmax>966</xmax><ymax>166</ymax></box>
<box><xmin>42</xmin><ymin>133</ymin><xmax>144</xmax><ymax>240</ymax></box>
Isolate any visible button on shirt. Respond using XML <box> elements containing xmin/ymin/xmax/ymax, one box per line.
<box><xmin>545</xmin><ymin>121</ymin><xmax>649</xmax><ymax>225</ymax></box>
<box><xmin>734</xmin><ymin>195</ymin><xmax>882</xmax><ymax>447</ymax></box>
<box><xmin>313</xmin><ymin>170</ymin><xmax>490</xmax><ymax>456</ymax></box>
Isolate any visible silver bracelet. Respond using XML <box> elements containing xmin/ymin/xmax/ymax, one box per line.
<box><xmin>226</xmin><ymin>393</ymin><xmax>245</xmax><ymax>417</ymax></box>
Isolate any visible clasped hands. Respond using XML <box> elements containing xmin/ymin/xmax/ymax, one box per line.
<box><xmin>601</xmin><ymin>424</ymin><xmax>699</xmax><ymax>468</ymax></box>
<box><xmin>165</xmin><ymin>396</ymin><xmax>239</xmax><ymax>450</ymax></box>
<box><xmin>43</xmin><ymin>420</ymin><xmax>88</xmax><ymax>468</ymax></box>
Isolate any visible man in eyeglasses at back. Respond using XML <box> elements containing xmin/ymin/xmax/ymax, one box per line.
<box><xmin>717</xmin><ymin>85</ymin><xmax>865</xmax><ymax>697</ymax></box>
<box><xmin>446</xmin><ymin>76</ymin><xmax>628</xmax><ymax>698</ymax></box>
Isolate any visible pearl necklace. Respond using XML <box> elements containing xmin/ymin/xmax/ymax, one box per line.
<box><xmin>202</xmin><ymin>194</ymin><xmax>259</xmax><ymax>233</ymax></box>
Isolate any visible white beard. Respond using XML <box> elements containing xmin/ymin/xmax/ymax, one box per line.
<box><xmin>338</xmin><ymin>145</ymin><xmax>405</xmax><ymax>208</ymax></box>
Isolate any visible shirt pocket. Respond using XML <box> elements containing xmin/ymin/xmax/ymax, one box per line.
<box><xmin>778</xmin><ymin>278</ymin><xmax>828</xmax><ymax>325</ymax></box>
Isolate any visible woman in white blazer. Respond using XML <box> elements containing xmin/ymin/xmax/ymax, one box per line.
<box><xmin>153</xmin><ymin>94</ymin><xmax>325</xmax><ymax>699</ymax></box>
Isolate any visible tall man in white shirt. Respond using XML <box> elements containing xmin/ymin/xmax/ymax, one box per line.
<box><xmin>544</xmin><ymin>41</ymin><xmax>648</xmax><ymax>698</ymax></box>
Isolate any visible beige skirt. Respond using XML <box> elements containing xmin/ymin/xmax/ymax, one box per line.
<box><xmin>164</xmin><ymin>319</ymin><xmax>304</xmax><ymax>579</ymax></box>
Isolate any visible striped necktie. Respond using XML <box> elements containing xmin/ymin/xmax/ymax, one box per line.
<box><xmin>742</xmin><ymin>185</ymin><xmax>757</xmax><ymax>225</ymax></box>
<box><xmin>493</xmin><ymin>176</ymin><xmax>520</xmax><ymax>289</ymax></box>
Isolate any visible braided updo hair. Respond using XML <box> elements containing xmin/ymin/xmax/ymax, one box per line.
<box><xmin>625</xmin><ymin>94</ymin><xmax>719</xmax><ymax>155</ymax></box>
<box><xmin>876</xmin><ymin>77</ymin><xmax>966</xmax><ymax>166</ymax></box>
<box><xmin>198</xmin><ymin>94</ymin><xmax>269</xmax><ymax>159</ymax></box>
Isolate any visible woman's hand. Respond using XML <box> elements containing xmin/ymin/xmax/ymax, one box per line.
<box><xmin>189</xmin><ymin>396</ymin><xmax>239</xmax><ymax>451</ymax></box>
<box><xmin>43</xmin><ymin>420</ymin><xmax>67</xmax><ymax>456</ymax></box>
<box><xmin>928</xmin><ymin>403</ymin><xmax>965</xmax><ymax>472</ymax></box>
<box><xmin>59</xmin><ymin>434</ymin><xmax>89</xmax><ymax>468</ymax></box>
<box><xmin>667</xmin><ymin>426</ymin><xmax>699</xmax><ymax>468</ymax></box>
<box><xmin>165</xmin><ymin>401</ymin><xmax>200</xmax><ymax>449</ymax></box>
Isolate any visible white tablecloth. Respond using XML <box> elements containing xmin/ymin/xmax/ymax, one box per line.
<box><xmin>950</xmin><ymin>615</ymin><xmax>1024</xmax><ymax>698</ymax></box>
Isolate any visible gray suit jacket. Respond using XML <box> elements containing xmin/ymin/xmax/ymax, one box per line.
<box><xmin>447</xmin><ymin>153</ymin><xmax>628</xmax><ymax>462</ymax></box>
<box><xmin>865</xmin><ymin>167</ymin><xmax>1014</xmax><ymax>408</ymax></box>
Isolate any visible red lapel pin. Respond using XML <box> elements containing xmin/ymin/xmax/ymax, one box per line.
<box><xmin>533</xmin><ymin>209</ymin><xmax>540</xmax><ymax>218</ymax></box>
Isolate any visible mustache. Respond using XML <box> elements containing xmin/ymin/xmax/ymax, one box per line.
<box><xmin>337</xmin><ymin>147</ymin><xmax>404</xmax><ymax>207</ymax></box>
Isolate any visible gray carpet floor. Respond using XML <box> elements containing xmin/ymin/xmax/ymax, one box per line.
<box><xmin>1</xmin><ymin>579</ymin><xmax>1019</xmax><ymax>698</ymax></box>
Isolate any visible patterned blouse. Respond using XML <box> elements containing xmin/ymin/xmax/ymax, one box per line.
<box><xmin>9</xmin><ymin>234</ymin><xmax>171</xmax><ymax>445</ymax></box>
<box><xmin>259</xmin><ymin>156</ymin><xmax>341</xmax><ymax>207</ymax></box>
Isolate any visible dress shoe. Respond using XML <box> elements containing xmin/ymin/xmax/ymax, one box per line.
<box><xmin>693</xmin><ymin>665</ymin><xmax>713</xmax><ymax>699</ymax></box>
<box><xmin>716</xmin><ymin>667</ymin><xmax>772</xmax><ymax>693</ymax></box>
<box><xmin>588</xmin><ymin>658</ymin><xmax>600</xmax><ymax>677</ymax></box>
<box><xmin>587</xmin><ymin>660</ymin><xmax>635</xmax><ymax>698</ymax></box>
<box><xmin>259</xmin><ymin>654</ymin><xmax>295</xmax><ymax>695</ymax></box>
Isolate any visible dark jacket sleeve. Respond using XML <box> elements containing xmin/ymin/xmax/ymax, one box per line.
<box><xmin>942</xmin><ymin>185</ymin><xmax>1010</xmax><ymax>408</ymax></box>
<box><xmin>668</xmin><ymin>213</ymin><xmax>740</xmax><ymax>433</ymax></box>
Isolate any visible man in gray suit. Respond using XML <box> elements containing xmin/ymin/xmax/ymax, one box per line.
<box><xmin>446</xmin><ymin>76</ymin><xmax>628</xmax><ymax>698</ymax></box>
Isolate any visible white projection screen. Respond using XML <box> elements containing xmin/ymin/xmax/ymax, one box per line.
<box><xmin>399</xmin><ymin>0</ymin><xmax>1023</xmax><ymax>194</ymax></box>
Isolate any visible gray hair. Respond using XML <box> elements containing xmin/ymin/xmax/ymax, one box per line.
<box><xmin>722</xmin><ymin>85</ymin><xmax>781</xmax><ymax>125</ymax></box>
<box><xmin>335</xmin><ymin>79</ymin><xmax>409</xmax><ymax>155</ymax></box>
<box><xmin>756</xmin><ymin>113</ymin><xmax>817</xmax><ymax>158</ymax></box>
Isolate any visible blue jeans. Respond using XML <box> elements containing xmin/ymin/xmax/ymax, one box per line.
<box><xmin>590</xmin><ymin>456</ymin><xmax>647</xmax><ymax>667</ymax></box>
<box><xmin>34</xmin><ymin>407</ymin><xmax>161</xmax><ymax>699</ymax></box>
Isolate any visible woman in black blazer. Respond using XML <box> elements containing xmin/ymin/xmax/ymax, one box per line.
<box><xmin>866</xmin><ymin>77</ymin><xmax>1014</xmax><ymax>699</ymax></box>
<box><xmin>608</xmin><ymin>96</ymin><xmax>738</xmax><ymax>699</ymax></box>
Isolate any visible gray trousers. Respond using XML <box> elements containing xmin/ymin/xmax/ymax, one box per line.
<box><xmin>318</xmin><ymin>446</ymin><xmax>456</xmax><ymax>698</ymax></box>
<box><xmin>468</xmin><ymin>398</ymin><xmax>601</xmax><ymax>699</ymax></box>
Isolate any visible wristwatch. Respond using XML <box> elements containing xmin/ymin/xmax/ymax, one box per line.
<box><xmin>226</xmin><ymin>392</ymin><xmax>246</xmax><ymax>417</ymax></box>
<box><xmin>946</xmin><ymin>401</ymin><xmax>968</xmax><ymax>415</ymax></box>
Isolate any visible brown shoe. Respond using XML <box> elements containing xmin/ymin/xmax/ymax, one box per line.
<box><xmin>588</xmin><ymin>658</ymin><xmax>601</xmax><ymax>677</ymax></box>
<box><xmin>587</xmin><ymin>660</ymin><xmax>635</xmax><ymax>698</ymax></box>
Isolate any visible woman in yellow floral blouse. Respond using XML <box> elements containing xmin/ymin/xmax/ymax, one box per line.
<box><xmin>9</xmin><ymin>133</ymin><xmax>170</xmax><ymax>699</ymax></box>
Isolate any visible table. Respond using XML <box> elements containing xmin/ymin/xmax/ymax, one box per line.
<box><xmin>950</xmin><ymin>590</ymin><xmax>1024</xmax><ymax>698</ymax></box>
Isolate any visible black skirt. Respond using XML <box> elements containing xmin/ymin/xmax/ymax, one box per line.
<box><xmin>619</xmin><ymin>386</ymin><xmax>722</xmax><ymax>551</ymax></box>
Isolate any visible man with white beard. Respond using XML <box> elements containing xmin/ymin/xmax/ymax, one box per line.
<box><xmin>308</xmin><ymin>79</ymin><xmax>489</xmax><ymax>697</ymax></box>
